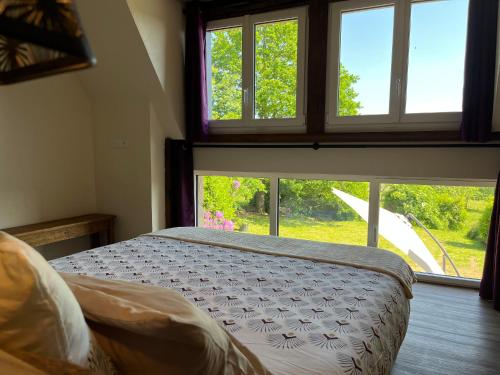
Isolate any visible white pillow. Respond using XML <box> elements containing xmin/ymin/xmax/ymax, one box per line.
<box><xmin>61</xmin><ymin>272</ymin><xmax>268</xmax><ymax>375</ymax></box>
<box><xmin>0</xmin><ymin>231</ymin><xmax>115</xmax><ymax>374</ymax></box>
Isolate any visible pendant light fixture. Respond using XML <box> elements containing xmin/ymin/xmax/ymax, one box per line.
<box><xmin>0</xmin><ymin>0</ymin><xmax>95</xmax><ymax>85</ymax></box>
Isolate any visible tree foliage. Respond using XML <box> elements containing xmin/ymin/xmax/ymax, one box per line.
<box><xmin>209</xmin><ymin>27</ymin><xmax>242</xmax><ymax>120</ymax></box>
<box><xmin>254</xmin><ymin>20</ymin><xmax>298</xmax><ymax>119</ymax></box>
<box><xmin>338</xmin><ymin>65</ymin><xmax>362</xmax><ymax>116</ymax></box>
<box><xmin>468</xmin><ymin>201</ymin><xmax>494</xmax><ymax>244</ymax></box>
<box><xmin>382</xmin><ymin>185</ymin><xmax>470</xmax><ymax>230</ymax></box>
<box><xmin>279</xmin><ymin>180</ymin><xmax>368</xmax><ymax>220</ymax></box>
<box><xmin>203</xmin><ymin>176</ymin><xmax>267</xmax><ymax>221</ymax></box>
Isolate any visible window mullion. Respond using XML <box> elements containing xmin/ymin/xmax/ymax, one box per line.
<box><xmin>326</xmin><ymin>4</ymin><xmax>341</xmax><ymax>125</ymax></box>
<box><xmin>196</xmin><ymin>175</ymin><xmax>204</xmax><ymax>227</ymax></box>
<box><xmin>389</xmin><ymin>0</ymin><xmax>407</xmax><ymax>123</ymax></box>
<box><xmin>242</xmin><ymin>15</ymin><xmax>254</xmax><ymax>127</ymax></box>
<box><xmin>269</xmin><ymin>177</ymin><xmax>279</xmax><ymax>236</ymax></box>
<box><xmin>367</xmin><ymin>181</ymin><xmax>380</xmax><ymax>247</ymax></box>
<box><xmin>396</xmin><ymin>0</ymin><xmax>412</xmax><ymax>121</ymax></box>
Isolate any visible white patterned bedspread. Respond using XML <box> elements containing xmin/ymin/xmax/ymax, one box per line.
<box><xmin>50</xmin><ymin>230</ymin><xmax>414</xmax><ymax>375</ymax></box>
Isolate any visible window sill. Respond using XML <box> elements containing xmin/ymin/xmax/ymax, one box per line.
<box><xmin>209</xmin><ymin>125</ymin><xmax>306</xmax><ymax>135</ymax></box>
<box><xmin>416</xmin><ymin>272</ymin><xmax>480</xmax><ymax>289</ymax></box>
<box><xmin>325</xmin><ymin>121</ymin><xmax>460</xmax><ymax>133</ymax></box>
<box><xmin>200</xmin><ymin>130</ymin><xmax>464</xmax><ymax>143</ymax></box>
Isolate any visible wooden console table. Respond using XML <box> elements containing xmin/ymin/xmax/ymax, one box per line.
<box><xmin>2</xmin><ymin>214</ymin><xmax>116</xmax><ymax>248</ymax></box>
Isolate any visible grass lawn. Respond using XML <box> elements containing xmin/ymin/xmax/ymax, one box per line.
<box><xmin>234</xmin><ymin>209</ymin><xmax>486</xmax><ymax>279</ymax></box>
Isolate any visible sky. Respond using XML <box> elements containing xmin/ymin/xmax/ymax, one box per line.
<box><xmin>339</xmin><ymin>0</ymin><xmax>469</xmax><ymax>115</ymax></box>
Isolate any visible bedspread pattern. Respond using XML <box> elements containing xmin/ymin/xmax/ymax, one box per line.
<box><xmin>151</xmin><ymin>227</ymin><xmax>416</xmax><ymax>298</ymax></box>
<box><xmin>50</xmin><ymin>235</ymin><xmax>411</xmax><ymax>375</ymax></box>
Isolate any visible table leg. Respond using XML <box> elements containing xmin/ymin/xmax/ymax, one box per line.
<box><xmin>90</xmin><ymin>232</ymin><xmax>101</xmax><ymax>248</ymax></box>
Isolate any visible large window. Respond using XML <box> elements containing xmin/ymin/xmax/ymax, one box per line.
<box><xmin>327</xmin><ymin>0</ymin><xmax>469</xmax><ymax>130</ymax></box>
<box><xmin>196</xmin><ymin>173</ymin><xmax>494</xmax><ymax>282</ymax></box>
<box><xmin>206</xmin><ymin>8</ymin><xmax>307</xmax><ymax>133</ymax></box>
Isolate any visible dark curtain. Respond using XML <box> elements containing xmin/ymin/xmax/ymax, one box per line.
<box><xmin>185</xmin><ymin>4</ymin><xmax>209</xmax><ymax>141</ymax></box>
<box><xmin>480</xmin><ymin>172</ymin><xmax>500</xmax><ymax>310</ymax></box>
<box><xmin>460</xmin><ymin>0</ymin><xmax>499</xmax><ymax>142</ymax></box>
<box><xmin>165</xmin><ymin>3</ymin><xmax>206</xmax><ymax>227</ymax></box>
<box><xmin>165</xmin><ymin>139</ymin><xmax>195</xmax><ymax>227</ymax></box>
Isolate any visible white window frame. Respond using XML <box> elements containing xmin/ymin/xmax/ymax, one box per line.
<box><xmin>326</xmin><ymin>0</ymin><xmax>465</xmax><ymax>132</ymax></box>
<box><xmin>207</xmin><ymin>7</ymin><xmax>308</xmax><ymax>134</ymax></box>
<box><xmin>194</xmin><ymin>170</ymin><xmax>495</xmax><ymax>288</ymax></box>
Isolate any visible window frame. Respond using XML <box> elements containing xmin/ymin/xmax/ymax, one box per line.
<box><xmin>206</xmin><ymin>7</ymin><xmax>308</xmax><ymax>134</ymax></box>
<box><xmin>195</xmin><ymin>169</ymin><xmax>495</xmax><ymax>287</ymax></box>
<box><xmin>326</xmin><ymin>0</ymin><xmax>466</xmax><ymax>132</ymax></box>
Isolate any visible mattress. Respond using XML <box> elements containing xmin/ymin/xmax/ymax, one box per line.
<box><xmin>50</xmin><ymin>227</ymin><xmax>415</xmax><ymax>375</ymax></box>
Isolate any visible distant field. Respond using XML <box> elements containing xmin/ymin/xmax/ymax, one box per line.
<box><xmin>233</xmin><ymin>207</ymin><xmax>486</xmax><ymax>279</ymax></box>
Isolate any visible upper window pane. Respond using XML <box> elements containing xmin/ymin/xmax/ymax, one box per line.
<box><xmin>254</xmin><ymin>19</ymin><xmax>298</xmax><ymax>119</ymax></box>
<box><xmin>338</xmin><ymin>6</ymin><xmax>394</xmax><ymax>116</ymax></box>
<box><xmin>405</xmin><ymin>0</ymin><xmax>469</xmax><ymax>114</ymax></box>
<box><xmin>207</xmin><ymin>27</ymin><xmax>243</xmax><ymax>120</ymax></box>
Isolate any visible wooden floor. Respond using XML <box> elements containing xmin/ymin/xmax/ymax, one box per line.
<box><xmin>392</xmin><ymin>283</ymin><xmax>500</xmax><ymax>374</ymax></box>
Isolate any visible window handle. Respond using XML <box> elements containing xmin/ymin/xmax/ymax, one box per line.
<box><xmin>243</xmin><ymin>88</ymin><xmax>249</xmax><ymax>105</ymax></box>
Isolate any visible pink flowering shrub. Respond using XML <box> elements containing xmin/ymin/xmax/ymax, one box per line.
<box><xmin>203</xmin><ymin>211</ymin><xmax>235</xmax><ymax>231</ymax></box>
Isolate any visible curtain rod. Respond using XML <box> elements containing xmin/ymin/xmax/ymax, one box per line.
<box><xmin>192</xmin><ymin>142</ymin><xmax>500</xmax><ymax>150</ymax></box>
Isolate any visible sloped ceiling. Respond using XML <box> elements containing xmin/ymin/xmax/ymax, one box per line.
<box><xmin>75</xmin><ymin>0</ymin><xmax>185</xmax><ymax>138</ymax></box>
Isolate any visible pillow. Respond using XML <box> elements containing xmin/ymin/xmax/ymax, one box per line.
<box><xmin>0</xmin><ymin>348</ymin><xmax>45</xmax><ymax>375</ymax></box>
<box><xmin>0</xmin><ymin>231</ymin><xmax>115</xmax><ymax>374</ymax></box>
<box><xmin>61</xmin><ymin>273</ymin><xmax>269</xmax><ymax>375</ymax></box>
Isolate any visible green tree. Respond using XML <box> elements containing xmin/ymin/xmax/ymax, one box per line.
<box><xmin>279</xmin><ymin>180</ymin><xmax>369</xmax><ymax>220</ymax></box>
<box><xmin>381</xmin><ymin>185</ymin><xmax>468</xmax><ymax>230</ymax></box>
<box><xmin>209</xmin><ymin>28</ymin><xmax>242</xmax><ymax>120</ymax></box>
<box><xmin>203</xmin><ymin>177</ymin><xmax>267</xmax><ymax>221</ymax></box>
<box><xmin>254</xmin><ymin>20</ymin><xmax>298</xmax><ymax>119</ymax></box>
<box><xmin>338</xmin><ymin>65</ymin><xmax>362</xmax><ymax>116</ymax></box>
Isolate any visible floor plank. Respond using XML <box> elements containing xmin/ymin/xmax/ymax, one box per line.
<box><xmin>392</xmin><ymin>283</ymin><xmax>500</xmax><ymax>375</ymax></box>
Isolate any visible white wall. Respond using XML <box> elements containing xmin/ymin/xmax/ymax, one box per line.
<box><xmin>194</xmin><ymin>147</ymin><xmax>500</xmax><ymax>181</ymax></box>
<box><xmin>127</xmin><ymin>0</ymin><xmax>185</xmax><ymax>139</ymax></box>
<box><xmin>0</xmin><ymin>74</ymin><xmax>96</xmax><ymax>258</ymax></box>
<box><xmin>74</xmin><ymin>0</ymin><xmax>185</xmax><ymax>241</ymax></box>
<box><xmin>0</xmin><ymin>75</ymin><xmax>96</xmax><ymax>229</ymax></box>
<box><xmin>150</xmin><ymin>104</ymin><xmax>167</xmax><ymax>231</ymax></box>
<box><xmin>91</xmin><ymin>94</ymin><xmax>153</xmax><ymax>241</ymax></box>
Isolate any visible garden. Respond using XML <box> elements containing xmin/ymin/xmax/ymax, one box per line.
<box><xmin>201</xmin><ymin>176</ymin><xmax>494</xmax><ymax>279</ymax></box>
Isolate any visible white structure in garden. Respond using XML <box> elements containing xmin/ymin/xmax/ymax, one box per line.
<box><xmin>332</xmin><ymin>188</ymin><xmax>444</xmax><ymax>274</ymax></box>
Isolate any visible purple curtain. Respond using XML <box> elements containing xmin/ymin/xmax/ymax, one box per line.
<box><xmin>185</xmin><ymin>4</ymin><xmax>209</xmax><ymax>141</ymax></box>
<box><xmin>460</xmin><ymin>0</ymin><xmax>499</xmax><ymax>142</ymax></box>
<box><xmin>166</xmin><ymin>139</ymin><xmax>195</xmax><ymax>227</ymax></box>
<box><xmin>480</xmin><ymin>172</ymin><xmax>500</xmax><ymax>310</ymax></box>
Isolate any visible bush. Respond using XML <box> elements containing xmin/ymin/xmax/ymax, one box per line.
<box><xmin>381</xmin><ymin>185</ymin><xmax>467</xmax><ymax>230</ymax></box>
<box><xmin>279</xmin><ymin>180</ymin><xmax>369</xmax><ymax>221</ymax></box>
<box><xmin>203</xmin><ymin>176</ymin><xmax>268</xmax><ymax>221</ymax></box>
<box><xmin>468</xmin><ymin>202</ymin><xmax>493</xmax><ymax>244</ymax></box>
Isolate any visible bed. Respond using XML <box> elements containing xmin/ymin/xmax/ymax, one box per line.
<box><xmin>50</xmin><ymin>227</ymin><xmax>416</xmax><ymax>375</ymax></box>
